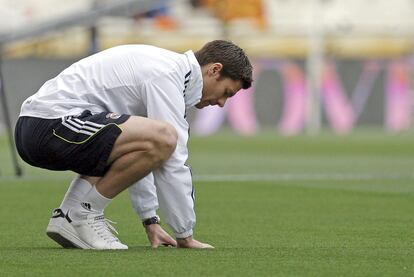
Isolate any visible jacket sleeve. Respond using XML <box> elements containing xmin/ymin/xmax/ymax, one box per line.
<box><xmin>142</xmin><ymin>77</ymin><xmax>195</xmax><ymax>238</ymax></box>
<box><xmin>128</xmin><ymin>173</ymin><xmax>159</xmax><ymax>220</ymax></box>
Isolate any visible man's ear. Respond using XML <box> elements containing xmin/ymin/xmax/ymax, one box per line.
<box><xmin>209</xmin><ymin>63</ymin><xmax>223</xmax><ymax>76</ymax></box>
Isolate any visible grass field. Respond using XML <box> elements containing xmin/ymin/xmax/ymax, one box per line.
<box><xmin>1</xmin><ymin>130</ymin><xmax>414</xmax><ymax>276</ymax></box>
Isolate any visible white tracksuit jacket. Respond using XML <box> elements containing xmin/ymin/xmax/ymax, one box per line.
<box><xmin>19</xmin><ymin>45</ymin><xmax>203</xmax><ymax>238</ymax></box>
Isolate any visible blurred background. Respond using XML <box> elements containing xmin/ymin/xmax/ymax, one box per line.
<box><xmin>1</xmin><ymin>2</ymin><xmax>414</xmax><ymax>271</ymax></box>
<box><xmin>0</xmin><ymin>0</ymin><xmax>413</xmax><ymax>137</ymax></box>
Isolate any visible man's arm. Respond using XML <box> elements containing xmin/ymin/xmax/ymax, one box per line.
<box><xmin>128</xmin><ymin>174</ymin><xmax>158</xmax><ymax>220</ymax></box>
<box><xmin>143</xmin><ymin>78</ymin><xmax>213</xmax><ymax>248</ymax></box>
<box><xmin>128</xmin><ymin>174</ymin><xmax>177</xmax><ymax>248</ymax></box>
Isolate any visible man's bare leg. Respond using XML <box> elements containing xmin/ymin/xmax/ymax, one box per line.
<box><xmin>97</xmin><ymin>116</ymin><xmax>177</xmax><ymax>198</ymax></box>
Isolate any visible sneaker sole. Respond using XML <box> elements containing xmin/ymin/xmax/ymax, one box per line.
<box><xmin>46</xmin><ymin>230</ymin><xmax>78</xmax><ymax>249</ymax></box>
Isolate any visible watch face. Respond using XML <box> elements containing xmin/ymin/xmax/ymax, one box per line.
<box><xmin>143</xmin><ymin>216</ymin><xmax>160</xmax><ymax>226</ymax></box>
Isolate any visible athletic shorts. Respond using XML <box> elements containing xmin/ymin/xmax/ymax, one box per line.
<box><xmin>14</xmin><ymin>110</ymin><xmax>130</xmax><ymax>177</ymax></box>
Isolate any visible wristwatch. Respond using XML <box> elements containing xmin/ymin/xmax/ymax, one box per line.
<box><xmin>142</xmin><ymin>215</ymin><xmax>160</xmax><ymax>227</ymax></box>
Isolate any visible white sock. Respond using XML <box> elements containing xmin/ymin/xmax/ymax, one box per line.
<box><xmin>59</xmin><ymin>176</ymin><xmax>92</xmax><ymax>214</ymax></box>
<box><xmin>79</xmin><ymin>185</ymin><xmax>111</xmax><ymax>214</ymax></box>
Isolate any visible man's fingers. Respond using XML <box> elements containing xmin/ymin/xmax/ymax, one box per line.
<box><xmin>150</xmin><ymin>241</ymin><xmax>160</xmax><ymax>248</ymax></box>
<box><xmin>151</xmin><ymin>237</ymin><xmax>177</xmax><ymax>248</ymax></box>
<box><xmin>176</xmin><ymin>238</ymin><xmax>215</xmax><ymax>249</ymax></box>
<box><xmin>151</xmin><ymin>241</ymin><xmax>175</xmax><ymax>248</ymax></box>
<box><xmin>167</xmin><ymin>237</ymin><xmax>177</xmax><ymax>247</ymax></box>
<box><xmin>161</xmin><ymin>236</ymin><xmax>177</xmax><ymax>247</ymax></box>
<box><xmin>145</xmin><ymin>224</ymin><xmax>177</xmax><ymax>248</ymax></box>
<box><xmin>200</xmin><ymin>243</ymin><xmax>214</xmax><ymax>249</ymax></box>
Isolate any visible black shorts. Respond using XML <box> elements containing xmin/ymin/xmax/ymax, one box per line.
<box><xmin>15</xmin><ymin>110</ymin><xmax>130</xmax><ymax>176</ymax></box>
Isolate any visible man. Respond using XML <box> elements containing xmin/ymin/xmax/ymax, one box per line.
<box><xmin>14</xmin><ymin>40</ymin><xmax>253</xmax><ymax>250</ymax></box>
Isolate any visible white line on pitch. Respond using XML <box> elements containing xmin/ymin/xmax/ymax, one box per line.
<box><xmin>1</xmin><ymin>173</ymin><xmax>414</xmax><ymax>183</ymax></box>
<box><xmin>193</xmin><ymin>173</ymin><xmax>414</xmax><ymax>182</ymax></box>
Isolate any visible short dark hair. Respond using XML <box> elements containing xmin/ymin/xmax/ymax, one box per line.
<box><xmin>195</xmin><ymin>40</ymin><xmax>253</xmax><ymax>89</ymax></box>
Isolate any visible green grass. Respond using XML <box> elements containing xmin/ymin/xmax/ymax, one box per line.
<box><xmin>1</xmin><ymin>130</ymin><xmax>414</xmax><ymax>276</ymax></box>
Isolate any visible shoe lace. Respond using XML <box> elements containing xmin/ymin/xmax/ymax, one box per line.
<box><xmin>90</xmin><ymin>215</ymin><xmax>121</xmax><ymax>244</ymax></box>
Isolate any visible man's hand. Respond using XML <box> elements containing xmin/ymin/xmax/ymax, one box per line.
<box><xmin>145</xmin><ymin>224</ymin><xmax>177</xmax><ymax>248</ymax></box>
<box><xmin>177</xmin><ymin>236</ymin><xmax>214</xmax><ymax>249</ymax></box>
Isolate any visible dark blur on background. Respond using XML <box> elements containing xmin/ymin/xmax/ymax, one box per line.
<box><xmin>0</xmin><ymin>0</ymin><xmax>413</xmax><ymax>136</ymax></box>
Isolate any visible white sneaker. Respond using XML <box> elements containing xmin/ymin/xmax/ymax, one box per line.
<box><xmin>65</xmin><ymin>206</ymin><xmax>128</xmax><ymax>250</ymax></box>
<box><xmin>46</xmin><ymin>208</ymin><xmax>77</xmax><ymax>248</ymax></box>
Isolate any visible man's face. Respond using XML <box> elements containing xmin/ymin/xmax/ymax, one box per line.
<box><xmin>195</xmin><ymin>63</ymin><xmax>243</xmax><ymax>109</ymax></box>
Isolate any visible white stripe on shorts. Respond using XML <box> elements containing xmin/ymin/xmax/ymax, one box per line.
<box><xmin>66</xmin><ymin>119</ymin><xmax>101</xmax><ymax>132</ymax></box>
<box><xmin>61</xmin><ymin>116</ymin><xmax>105</xmax><ymax>136</ymax></box>
<box><xmin>61</xmin><ymin>121</ymin><xmax>95</xmax><ymax>136</ymax></box>
<box><xmin>72</xmin><ymin>118</ymin><xmax>105</xmax><ymax>128</ymax></box>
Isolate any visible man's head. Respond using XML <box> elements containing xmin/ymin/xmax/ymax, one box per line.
<box><xmin>194</xmin><ymin>40</ymin><xmax>253</xmax><ymax>109</ymax></box>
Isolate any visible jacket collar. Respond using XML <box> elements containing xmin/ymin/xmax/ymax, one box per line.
<box><xmin>183</xmin><ymin>50</ymin><xmax>203</xmax><ymax>108</ymax></box>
